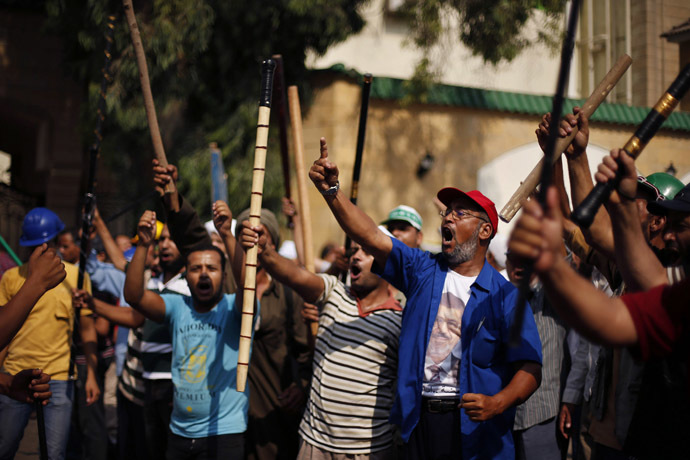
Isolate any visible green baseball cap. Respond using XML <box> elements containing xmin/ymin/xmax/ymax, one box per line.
<box><xmin>382</xmin><ymin>205</ymin><xmax>423</xmax><ymax>231</ymax></box>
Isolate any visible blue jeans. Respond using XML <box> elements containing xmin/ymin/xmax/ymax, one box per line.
<box><xmin>0</xmin><ymin>379</ymin><xmax>74</xmax><ymax>460</ymax></box>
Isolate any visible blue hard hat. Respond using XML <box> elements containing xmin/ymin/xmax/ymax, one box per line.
<box><xmin>19</xmin><ymin>207</ymin><xmax>65</xmax><ymax>247</ymax></box>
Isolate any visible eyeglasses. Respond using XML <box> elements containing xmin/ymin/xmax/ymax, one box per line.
<box><xmin>439</xmin><ymin>208</ymin><xmax>488</xmax><ymax>223</ymax></box>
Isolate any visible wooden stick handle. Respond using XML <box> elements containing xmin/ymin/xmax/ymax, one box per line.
<box><xmin>122</xmin><ymin>0</ymin><xmax>178</xmax><ymax>211</ymax></box>
<box><xmin>237</xmin><ymin>59</ymin><xmax>276</xmax><ymax>393</ymax></box>
<box><xmin>288</xmin><ymin>86</ymin><xmax>318</xmax><ymax>338</ymax></box>
<box><xmin>499</xmin><ymin>54</ymin><xmax>632</xmax><ymax>223</ymax></box>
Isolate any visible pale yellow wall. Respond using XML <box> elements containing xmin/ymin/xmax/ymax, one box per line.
<box><xmin>299</xmin><ymin>76</ymin><xmax>690</xmax><ymax>253</ymax></box>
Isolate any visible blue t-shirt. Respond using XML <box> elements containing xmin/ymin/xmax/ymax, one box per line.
<box><xmin>162</xmin><ymin>293</ymin><xmax>250</xmax><ymax>438</ymax></box>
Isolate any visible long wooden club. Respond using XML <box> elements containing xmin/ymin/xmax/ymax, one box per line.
<box><xmin>237</xmin><ymin>59</ymin><xmax>277</xmax><ymax>392</ymax></box>
<box><xmin>122</xmin><ymin>0</ymin><xmax>178</xmax><ymax>211</ymax></box>
<box><xmin>287</xmin><ymin>85</ymin><xmax>318</xmax><ymax>338</ymax></box>
<box><xmin>499</xmin><ymin>54</ymin><xmax>632</xmax><ymax>223</ymax></box>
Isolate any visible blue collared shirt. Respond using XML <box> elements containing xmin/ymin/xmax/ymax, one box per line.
<box><xmin>374</xmin><ymin>238</ymin><xmax>542</xmax><ymax>460</ymax></box>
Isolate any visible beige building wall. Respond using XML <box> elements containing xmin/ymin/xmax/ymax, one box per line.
<box><xmin>631</xmin><ymin>0</ymin><xmax>690</xmax><ymax>108</ymax></box>
<box><xmin>301</xmin><ymin>75</ymin><xmax>690</xmax><ymax>252</ymax></box>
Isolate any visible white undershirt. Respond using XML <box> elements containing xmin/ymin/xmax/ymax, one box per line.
<box><xmin>422</xmin><ymin>270</ymin><xmax>476</xmax><ymax>398</ymax></box>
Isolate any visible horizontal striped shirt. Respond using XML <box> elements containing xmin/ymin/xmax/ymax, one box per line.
<box><xmin>299</xmin><ymin>274</ymin><xmax>402</xmax><ymax>454</ymax></box>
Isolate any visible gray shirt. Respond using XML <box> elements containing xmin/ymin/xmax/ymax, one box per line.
<box><xmin>513</xmin><ymin>283</ymin><xmax>567</xmax><ymax>431</ymax></box>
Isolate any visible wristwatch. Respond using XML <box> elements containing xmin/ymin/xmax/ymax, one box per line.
<box><xmin>320</xmin><ymin>181</ymin><xmax>340</xmax><ymax>196</ymax></box>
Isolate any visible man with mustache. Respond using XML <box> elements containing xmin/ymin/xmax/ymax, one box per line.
<box><xmin>309</xmin><ymin>138</ymin><xmax>542</xmax><ymax>460</ymax></box>
<box><xmin>240</xmin><ymin>222</ymin><xmax>402</xmax><ymax>459</ymax></box>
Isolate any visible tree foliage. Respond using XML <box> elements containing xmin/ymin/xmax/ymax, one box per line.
<box><xmin>42</xmin><ymin>0</ymin><xmax>367</xmax><ymax>223</ymax></box>
<box><xmin>35</xmin><ymin>0</ymin><xmax>562</xmax><ymax>224</ymax></box>
<box><xmin>398</xmin><ymin>0</ymin><xmax>566</xmax><ymax>99</ymax></box>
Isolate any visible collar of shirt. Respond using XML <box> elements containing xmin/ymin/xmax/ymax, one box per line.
<box><xmin>355</xmin><ymin>293</ymin><xmax>402</xmax><ymax>317</ymax></box>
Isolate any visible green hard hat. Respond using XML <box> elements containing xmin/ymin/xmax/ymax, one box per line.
<box><xmin>640</xmin><ymin>173</ymin><xmax>685</xmax><ymax>201</ymax></box>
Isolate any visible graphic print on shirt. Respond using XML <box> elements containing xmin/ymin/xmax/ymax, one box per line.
<box><xmin>174</xmin><ymin>322</ymin><xmax>222</xmax><ymax>414</ymax></box>
<box><xmin>183</xmin><ymin>344</ymin><xmax>208</xmax><ymax>384</ymax></box>
<box><xmin>422</xmin><ymin>271</ymin><xmax>475</xmax><ymax>397</ymax></box>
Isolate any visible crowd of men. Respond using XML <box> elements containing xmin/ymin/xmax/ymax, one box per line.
<box><xmin>0</xmin><ymin>105</ymin><xmax>688</xmax><ymax>460</ymax></box>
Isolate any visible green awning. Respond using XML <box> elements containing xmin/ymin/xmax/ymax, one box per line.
<box><xmin>313</xmin><ymin>64</ymin><xmax>690</xmax><ymax>133</ymax></box>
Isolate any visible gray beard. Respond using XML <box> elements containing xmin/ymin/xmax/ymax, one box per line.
<box><xmin>442</xmin><ymin>224</ymin><xmax>480</xmax><ymax>266</ymax></box>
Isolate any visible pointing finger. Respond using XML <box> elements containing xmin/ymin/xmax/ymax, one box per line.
<box><xmin>320</xmin><ymin>137</ymin><xmax>329</xmax><ymax>159</ymax></box>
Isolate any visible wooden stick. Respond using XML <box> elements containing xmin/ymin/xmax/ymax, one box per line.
<box><xmin>122</xmin><ymin>0</ymin><xmax>178</xmax><ymax>211</ymax></box>
<box><xmin>288</xmin><ymin>85</ymin><xmax>318</xmax><ymax>338</ymax></box>
<box><xmin>499</xmin><ymin>54</ymin><xmax>632</xmax><ymax>223</ymax></box>
<box><xmin>237</xmin><ymin>59</ymin><xmax>276</xmax><ymax>393</ymax></box>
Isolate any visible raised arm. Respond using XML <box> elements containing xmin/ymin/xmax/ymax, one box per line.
<box><xmin>212</xmin><ymin>200</ymin><xmax>244</xmax><ymax>309</ymax></box>
<box><xmin>0</xmin><ymin>245</ymin><xmax>66</xmax><ymax>349</ymax></box>
<box><xmin>240</xmin><ymin>221</ymin><xmax>325</xmax><ymax>304</ymax></box>
<box><xmin>538</xmin><ymin>109</ymin><xmax>616</xmax><ymax>258</ymax></box>
<box><xmin>92</xmin><ymin>207</ymin><xmax>127</xmax><ymax>271</ymax></box>
<box><xmin>123</xmin><ymin>210</ymin><xmax>166</xmax><ymax>323</ymax></box>
<box><xmin>595</xmin><ymin>149</ymin><xmax>668</xmax><ymax>290</ymax></box>
<box><xmin>509</xmin><ymin>187</ymin><xmax>637</xmax><ymax>346</ymax></box>
<box><xmin>153</xmin><ymin>160</ymin><xmax>213</xmax><ymax>252</ymax></box>
<box><xmin>309</xmin><ymin>138</ymin><xmax>392</xmax><ymax>268</ymax></box>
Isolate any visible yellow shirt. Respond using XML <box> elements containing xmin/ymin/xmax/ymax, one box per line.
<box><xmin>0</xmin><ymin>262</ymin><xmax>92</xmax><ymax>380</ymax></box>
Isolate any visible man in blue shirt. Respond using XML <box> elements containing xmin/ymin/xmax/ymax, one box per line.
<box><xmin>309</xmin><ymin>138</ymin><xmax>543</xmax><ymax>459</ymax></box>
<box><xmin>124</xmin><ymin>207</ymin><xmax>252</xmax><ymax>459</ymax></box>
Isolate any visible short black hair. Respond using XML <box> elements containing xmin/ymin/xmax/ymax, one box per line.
<box><xmin>185</xmin><ymin>243</ymin><xmax>226</xmax><ymax>270</ymax></box>
<box><xmin>57</xmin><ymin>228</ymin><xmax>79</xmax><ymax>242</ymax></box>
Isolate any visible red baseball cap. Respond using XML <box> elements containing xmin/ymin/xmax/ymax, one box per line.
<box><xmin>436</xmin><ymin>188</ymin><xmax>498</xmax><ymax>237</ymax></box>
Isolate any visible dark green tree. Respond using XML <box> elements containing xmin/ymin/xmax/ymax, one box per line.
<box><xmin>42</xmin><ymin>0</ymin><xmax>367</xmax><ymax>223</ymax></box>
<box><xmin>38</xmin><ymin>0</ymin><xmax>563</xmax><ymax>225</ymax></box>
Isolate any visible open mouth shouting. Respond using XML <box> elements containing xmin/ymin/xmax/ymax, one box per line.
<box><xmin>441</xmin><ymin>225</ymin><xmax>455</xmax><ymax>248</ymax></box>
<box><xmin>349</xmin><ymin>263</ymin><xmax>363</xmax><ymax>281</ymax></box>
<box><xmin>196</xmin><ymin>277</ymin><xmax>214</xmax><ymax>298</ymax></box>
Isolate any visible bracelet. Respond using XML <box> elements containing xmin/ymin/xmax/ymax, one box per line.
<box><xmin>320</xmin><ymin>181</ymin><xmax>340</xmax><ymax>196</ymax></box>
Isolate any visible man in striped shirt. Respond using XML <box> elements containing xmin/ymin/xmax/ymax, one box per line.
<box><xmin>240</xmin><ymin>222</ymin><xmax>403</xmax><ymax>459</ymax></box>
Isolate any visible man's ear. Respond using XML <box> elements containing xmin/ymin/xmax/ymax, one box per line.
<box><xmin>416</xmin><ymin>231</ymin><xmax>424</xmax><ymax>248</ymax></box>
<box><xmin>649</xmin><ymin>214</ymin><xmax>666</xmax><ymax>233</ymax></box>
<box><xmin>478</xmin><ymin>222</ymin><xmax>493</xmax><ymax>242</ymax></box>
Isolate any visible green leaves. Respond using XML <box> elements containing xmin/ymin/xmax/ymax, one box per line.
<box><xmin>399</xmin><ymin>0</ymin><xmax>565</xmax><ymax>98</ymax></box>
<box><xmin>41</xmin><ymin>0</ymin><xmax>367</xmax><ymax>223</ymax></box>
